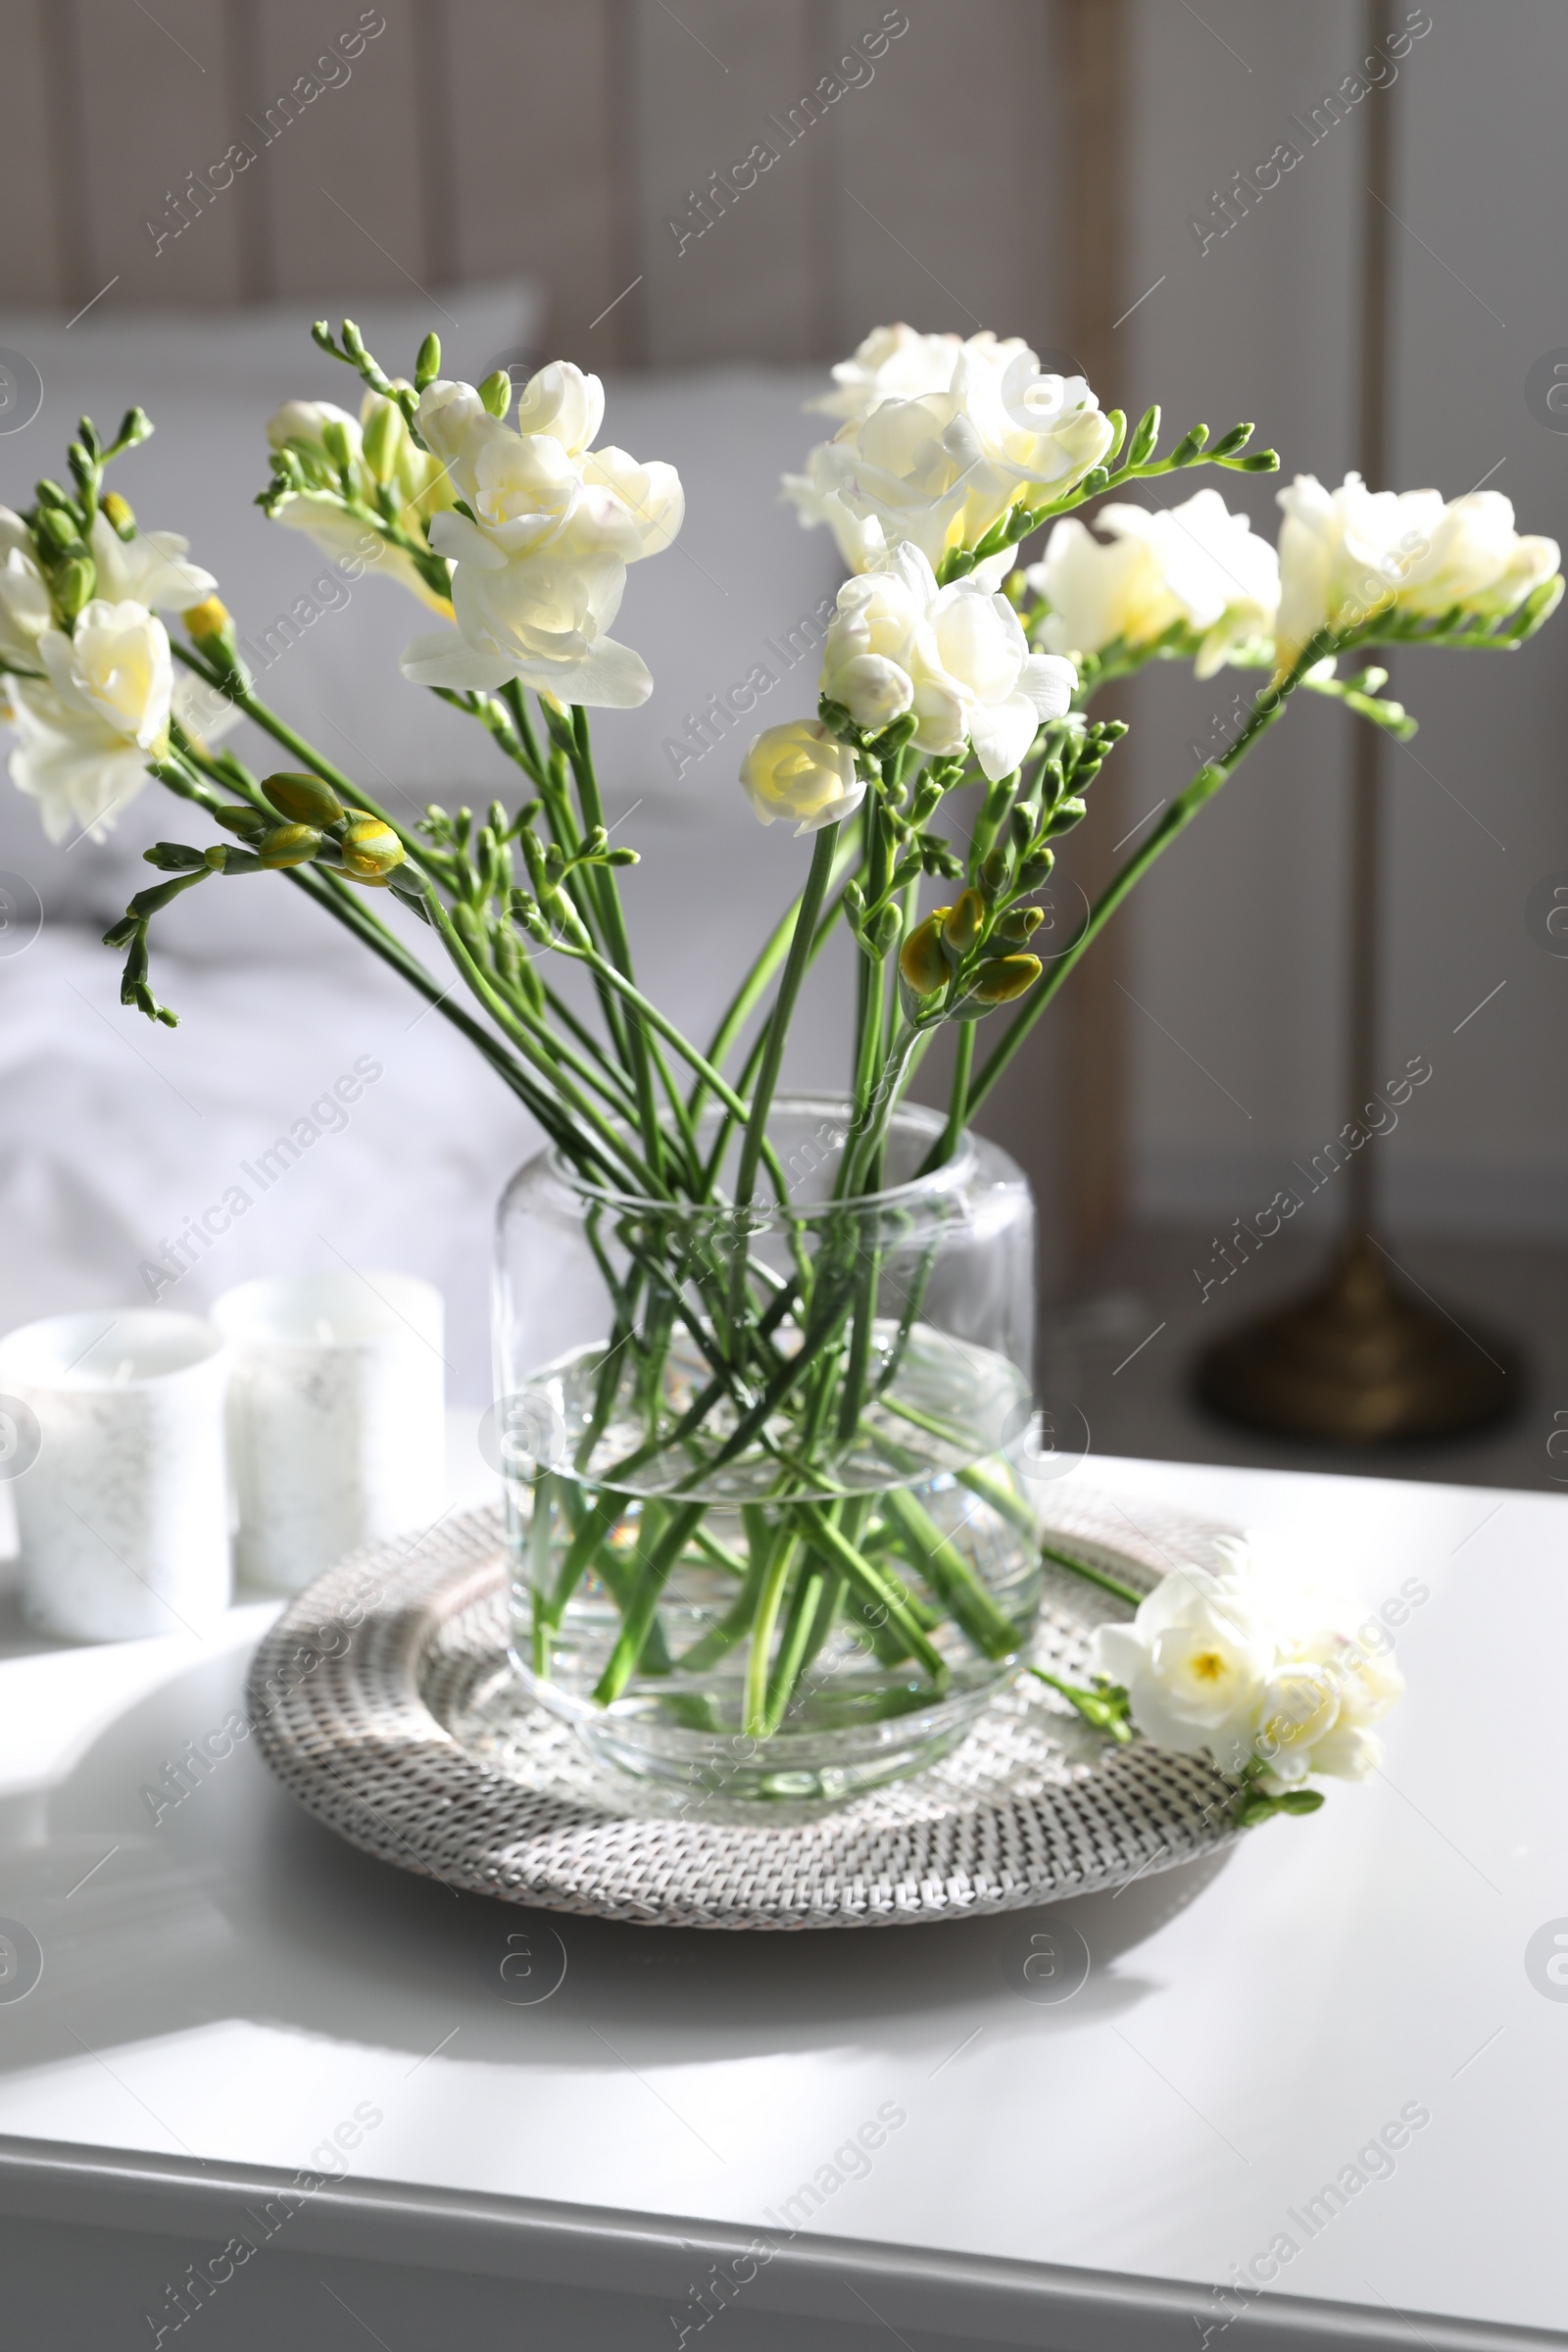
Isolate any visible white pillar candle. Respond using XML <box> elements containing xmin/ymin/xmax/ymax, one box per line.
<box><xmin>0</xmin><ymin>1310</ymin><xmax>229</xmax><ymax>1642</ymax></box>
<box><xmin>213</xmin><ymin>1272</ymin><xmax>445</xmax><ymax>1594</ymax></box>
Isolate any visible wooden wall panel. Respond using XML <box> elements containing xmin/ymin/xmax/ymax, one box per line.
<box><xmin>0</xmin><ymin>0</ymin><xmax>1117</xmax><ymax>1294</ymax></box>
<box><xmin>1057</xmin><ymin>0</ymin><xmax>1128</xmax><ymax>1263</ymax></box>
<box><xmin>625</xmin><ymin>0</ymin><xmax>825</xmax><ymax>368</ymax></box>
<box><xmin>833</xmin><ymin>0</ymin><xmax>1063</xmax><ymax>356</ymax></box>
<box><xmin>70</xmin><ymin>0</ymin><xmax>245</xmax><ymax>308</ymax></box>
<box><xmin>243</xmin><ymin>0</ymin><xmax>430</xmax><ymax>301</ymax></box>
<box><xmin>441</xmin><ymin>0</ymin><xmax>625</xmax><ymax>360</ymax></box>
<box><xmin>0</xmin><ymin>4</ymin><xmax>67</xmax><ymax>305</ymax></box>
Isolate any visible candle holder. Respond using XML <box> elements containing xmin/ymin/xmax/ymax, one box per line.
<box><xmin>214</xmin><ymin>1272</ymin><xmax>445</xmax><ymax>1593</ymax></box>
<box><xmin>0</xmin><ymin>1309</ymin><xmax>228</xmax><ymax>1642</ymax></box>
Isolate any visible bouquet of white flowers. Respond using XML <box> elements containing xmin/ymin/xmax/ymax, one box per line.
<box><xmin>0</xmin><ymin>318</ymin><xmax>1553</xmax><ymax>1804</ymax></box>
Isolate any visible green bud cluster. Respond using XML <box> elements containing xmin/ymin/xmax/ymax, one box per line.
<box><xmin>20</xmin><ymin>409</ymin><xmax>152</xmax><ymax>629</ymax></box>
<box><xmin>887</xmin><ymin>710</ymin><xmax>1128</xmax><ymax>1029</ymax></box>
<box><xmin>930</xmin><ymin>405</ymin><xmax>1279</xmax><ymax>591</ymax></box>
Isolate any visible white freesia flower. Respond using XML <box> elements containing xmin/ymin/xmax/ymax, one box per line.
<box><xmin>5</xmin><ymin>677</ymin><xmax>152</xmax><ymax>842</ymax></box>
<box><xmin>1274</xmin><ymin>473</ymin><xmax>1561</xmax><ymax>668</ymax></box>
<box><xmin>88</xmin><ymin>513</ymin><xmax>217</xmax><ymax>611</ymax></box>
<box><xmin>399</xmin><ymin>363</ymin><xmax>683</xmax><ymax>708</ymax></box>
<box><xmin>273</xmin><ymin>492</ymin><xmax>455</xmax><ymax>614</ymax></box>
<box><xmin>740</xmin><ymin>718</ymin><xmax>864</xmax><ymax>835</ymax></box>
<box><xmin>786</xmin><ymin>326</ymin><xmax>1115</xmax><ymax>574</ymax></box>
<box><xmin>1094</xmin><ymin>1555</ymin><xmax>1275</xmax><ymax>1773</ymax></box>
<box><xmin>0</xmin><ymin>508</ymin><xmax>50</xmax><ymax>667</ymax></box>
<box><xmin>39</xmin><ymin>599</ymin><xmax>171</xmax><ymax>750</ymax></box>
<box><xmin>1028</xmin><ymin>487</ymin><xmax>1279</xmax><ymax>678</ymax></box>
<box><xmin>1250</xmin><ymin>1659</ymin><xmax>1342</xmax><ymax>1783</ymax></box>
<box><xmin>807</xmin><ymin>322</ymin><xmax>968</xmax><ymax>421</ymax></box>
<box><xmin>1095</xmin><ymin>1531</ymin><xmax>1408</xmax><ymax>1791</ymax></box>
<box><xmin>3</xmin><ymin>595</ymin><xmax>199</xmax><ymax>843</ymax></box>
<box><xmin>268</xmin><ymin>398</ymin><xmax>365</xmax><ymax>464</ymax></box>
<box><xmin>1253</xmin><ymin>1610</ymin><xmax>1404</xmax><ymax>1786</ymax></box>
<box><xmin>268</xmin><ymin>392</ymin><xmax>455</xmax><ymax>614</ymax></box>
<box><xmin>820</xmin><ymin>545</ymin><xmax>1076</xmax><ymax>780</ymax></box>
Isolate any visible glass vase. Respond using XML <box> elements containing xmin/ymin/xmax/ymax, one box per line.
<box><xmin>492</xmin><ymin>1096</ymin><xmax>1041</xmax><ymax>1802</ymax></box>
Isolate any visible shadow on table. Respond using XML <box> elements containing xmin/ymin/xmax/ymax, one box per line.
<box><xmin>0</xmin><ymin>1643</ymin><xmax>1236</xmax><ymax>2086</ymax></box>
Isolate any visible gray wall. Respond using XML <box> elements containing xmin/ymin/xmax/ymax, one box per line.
<box><xmin>1</xmin><ymin>0</ymin><xmax>1562</xmax><ymax>1250</ymax></box>
<box><xmin>1117</xmin><ymin>0</ymin><xmax>1568</xmax><ymax>1238</ymax></box>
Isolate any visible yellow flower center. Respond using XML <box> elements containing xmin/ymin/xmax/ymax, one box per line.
<box><xmin>1191</xmin><ymin>1649</ymin><xmax>1227</xmax><ymax>1683</ymax></box>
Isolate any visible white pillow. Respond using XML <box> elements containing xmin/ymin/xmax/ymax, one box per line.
<box><xmin>0</xmin><ymin>282</ymin><xmax>541</xmax><ymax>936</ymax></box>
<box><xmin>0</xmin><ymin>339</ymin><xmax>843</xmax><ymax>980</ymax></box>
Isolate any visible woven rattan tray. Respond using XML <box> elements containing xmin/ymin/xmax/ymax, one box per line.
<box><xmin>248</xmin><ymin>1489</ymin><xmax>1242</xmax><ymax>1931</ymax></box>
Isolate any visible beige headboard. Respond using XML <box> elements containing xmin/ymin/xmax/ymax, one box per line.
<box><xmin>2</xmin><ymin>1</ymin><xmax>1070</xmax><ymax>361</ymax></box>
<box><xmin>0</xmin><ymin>0</ymin><xmax>1126</xmax><ymax>1270</ymax></box>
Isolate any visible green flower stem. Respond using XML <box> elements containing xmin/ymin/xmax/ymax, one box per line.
<box><xmin>545</xmin><ymin>1489</ymin><xmax>626</xmax><ymax>1623</ymax></box>
<box><xmin>1038</xmin><ymin>1540</ymin><xmax>1144</xmax><ymax>1612</ymax></box>
<box><xmin>744</xmin><ymin>1526</ymin><xmax>801</xmax><ymax>1736</ymax></box>
<box><xmin>793</xmin><ymin>1494</ymin><xmax>870</xmax><ymax>1677</ymax></box>
<box><xmin>550</xmin><ymin>937</ymin><xmax>757</xmax><ymax>1137</ymax></box>
<box><xmin>699</xmin><ymin>828</ymin><xmax>861</xmax><ymax>1095</ymax></box>
<box><xmin>527</xmin><ymin>1474</ymin><xmax>557</xmax><ymax>1673</ymax></box>
<box><xmin>171</xmin><ymin>643</ymin><xmax>439</xmax><ymax>871</ymax></box>
<box><xmin>592</xmin><ymin>1502</ymin><xmax>707</xmax><ymax>1703</ymax></box>
<box><xmin>690</xmin><ymin>1525</ymin><xmax>748</xmax><ymax>1578</ymax></box>
<box><xmin>425</xmin><ymin>893</ymin><xmax>665</xmax><ymax>1198</ymax></box>
<box><xmin>965</xmin><ymin>640</ymin><xmax>1326</xmax><ymax>1125</ymax></box>
<box><xmin>843</xmin><ymin>1020</ymin><xmax>926</xmax><ymax>1199</ymax></box>
<box><xmin>530</xmin><ymin>751</ymin><xmax>633</xmax><ymax>1069</ymax></box>
<box><xmin>762</xmin><ymin>1560</ymin><xmax>841</xmax><ymax>1737</ymax></box>
<box><xmin>835</xmin><ymin>1244</ymin><xmax>881</xmax><ymax>1445</ymax></box>
<box><xmin>678</xmin><ymin>1516</ymin><xmax>776</xmax><ymax>1675</ymax></box>
<box><xmin>1028</xmin><ymin>1668</ymin><xmax>1135</xmax><ymax>1741</ymax></box>
<box><xmin>501</xmin><ymin>678</ymin><xmax>547</xmax><ymax>781</ymax></box>
<box><xmin>836</xmin><ymin>792</ymin><xmax>895</xmax><ymax>1201</ymax></box>
<box><xmin>154</xmin><ymin>749</ymin><xmax>573</xmax><ymax>1141</ymax></box>
<box><xmin>795</xmin><ymin>1503</ymin><xmax>948</xmax><ymax>1685</ymax></box>
<box><xmin>936</xmin><ymin>1023</ymin><xmax>975</xmax><ymax>1169</ymax></box>
<box><xmin>734</xmin><ymin>822</ymin><xmax>840</xmax><ymax>1215</ymax></box>
<box><xmin>293</xmin><ymin>868</ymin><xmax>575</xmax><ymax>1136</ymax></box>
<box><xmin>877</xmin><ymin>1484</ymin><xmax>1018</xmax><ymax>1659</ymax></box>
<box><xmin>871</xmin><ymin>1236</ymin><xmax>938</xmax><ymax>1401</ymax></box>
<box><xmin>469</xmin><ymin>922</ymin><xmax>645</xmax><ymax>1121</ymax></box>
<box><xmin>671</xmin><ymin>1273</ymin><xmax>857</xmax><ymax>1490</ymax></box>
<box><xmin>954</xmin><ymin>1459</ymin><xmax>1039</xmax><ymax>1543</ymax></box>
<box><xmin>566</xmin><ymin>706</ymin><xmax>663</xmax><ymax>1186</ymax></box>
<box><xmin>540</xmin><ymin>975</ymin><xmax>639</xmax><ymax>1100</ymax></box>
<box><xmin>699</xmin><ymin>882</ymin><xmax>851</xmax><ymax>1196</ymax></box>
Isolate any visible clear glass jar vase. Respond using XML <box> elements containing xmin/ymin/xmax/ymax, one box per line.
<box><xmin>492</xmin><ymin>1096</ymin><xmax>1041</xmax><ymax>1802</ymax></box>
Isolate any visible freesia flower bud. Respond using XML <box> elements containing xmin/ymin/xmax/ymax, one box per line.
<box><xmin>54</xmin><ymin>557</ymin><xmax>96</xmax><ymax>622</ymax></box>
<box><xmin>212</xmin><ymin>804</ymin><xmax>271</xmax><ymax>841</ymax></box>
<box><xmin>101</xmin><ymin>491</ymin><xmax>136</xmax><ymax>540</ymax></box>
<box><xmin>969</xmin><ymin>954</ymin><xmax>1042</xmax><ymax>1003</ymax></box>
<box><xmin>740</xmin><ymin>719</ymin><xmax>864</xmax><ymax>836</ymax></box>
<box><xmin>261</xmin><ymin>770</ymin><xmax>344</xmax><ymax>828</ymax></box>
<box><xmin>942</xmin><ymin>889</ymin><xmax>985</xmax><ymax>954</ymax></box>
<box><xmin>256</xmin><ymin>823</ymin><xmax>322</xmax><ymax>868</ymax></box>
<box><xmin>361</xmin><ymin>398</ymin><xmax>402</xmax><ymax>484</ymax></box>
<box><xmin>183</xmin><ymin>595</ymin><xmax>234</xmax><ymax>653</ymax></box>
<box><xmin>340</xmin><ymin>813</ymin><xmax>404</xmax><ymax>879</ymax></box>
<box><xmin>478</xmin><ymin>369</ymin><xmax>513</xmax><ymax>419</ymax></box>
<box><xmin>899</xmin><ymin>910</ymin><xmax>951</xmax><ymax>997</ymax></box>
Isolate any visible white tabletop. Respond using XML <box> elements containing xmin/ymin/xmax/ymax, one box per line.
<box><xmin>0</xmin><ymin>1448</ymin><xmax>1562</xmax><ymax>2341</ymax></box>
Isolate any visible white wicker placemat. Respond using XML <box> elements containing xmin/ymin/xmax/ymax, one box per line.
<box><xmin>248</xmin><ymin>1490</ymin><xmax>1243</xmax><ymax>1931</ymax></box>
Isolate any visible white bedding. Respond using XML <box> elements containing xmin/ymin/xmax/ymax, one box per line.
<box><xmin>0</xmin><ymin>312</ymin><xmax>857</xmax><ymax>1398</ymax></box>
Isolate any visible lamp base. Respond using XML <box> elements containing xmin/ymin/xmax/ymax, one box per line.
<box><xmin>1196</xmin><ymin>1234</ymin><xmax>1518</xmax><ymax>1446</ymax></box>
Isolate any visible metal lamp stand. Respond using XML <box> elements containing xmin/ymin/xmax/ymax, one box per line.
<box><xmin>1197</xmin><ymin>2</ymin><xmax>1516</xmax><ymax>1446</ymax></box>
